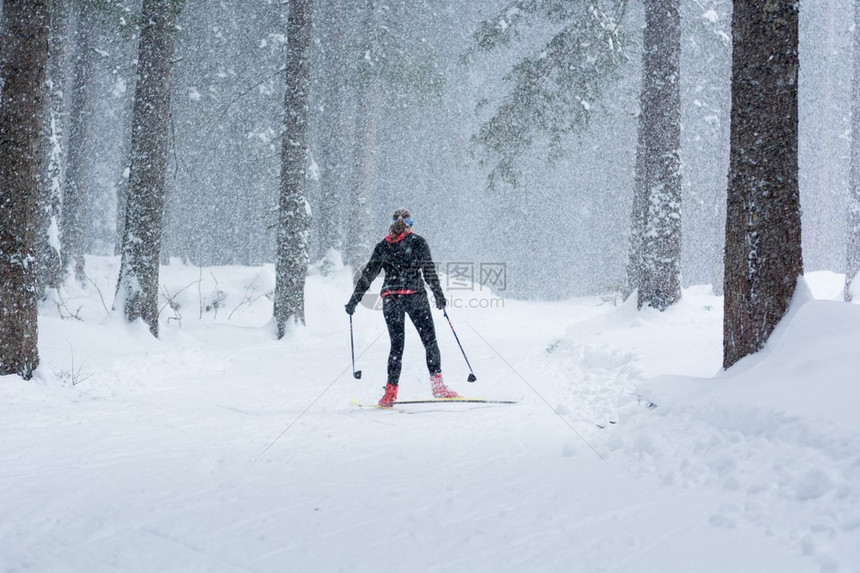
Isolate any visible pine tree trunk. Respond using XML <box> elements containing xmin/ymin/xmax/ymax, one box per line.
<box><xmin>61</xmin><ymin>2</ymin><xmax>98</xmax><ymax>283</ymax></box>
<box><xmin>624</xmin><ymin>135</ymin><xmax>647</xmax><ymax>301</ymax></box>
<box><xmin>36</xmin><ymin>0</ymin><xmax>70</xmax><ymax>293</ymax></box>
<box><xmin>114</xmin><ymin>75</ymin><xmax>138</xmax><ymax>257</ymax></box>
<box><xmin>724</xmin><ymin>0</ymin><xmax>802</xmax><ymax>369</ymax></box>
<box><xmin>846</xmin><ymin>0</ymin><xmax>860</xmax><ymax>302</ymax></box>
<box><xmin>711</xmin><ymin>53</ymin><xmax>733</xmax><ymax>298</ymax></box>
<box><xmin>274</xmin><ymin>0</ymin><xmax>313</xmax><ymax>338</ymax></box>
<box><xmin>347</xmin><ymin>78</ymin><xmax>378</xmax><ymax>268</ymax></box>
<box><xmin>710</xmin><ymin>173</ymin><xmax>727</xmax><ymax>297</ymax></box>
<box><xmin>345</xmin><ymin>0</ymin><xmax>379</xmax><ymax>270</ymax></box>
<box><xmin>627</xmin><ymin>0</ymin><xmax>682</xmax><ymax>310</ymax></box>
<box><xmin>114</xmin><ymin>0</ymin><xmax>180</xmax><ymax>337</ymax></box>
<box><xmin>0</xmin><ymin>0</ymin><xmax>50</xmax><ymax>379</ymax></box>
<box><xmin>316</xmin><ymin>0</ymin><xmax>349</xmax><ymax>260</ymax></box>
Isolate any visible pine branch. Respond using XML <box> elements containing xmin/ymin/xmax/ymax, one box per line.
<box><xmin>471</xmin><ymin>1</ymin><xmax>630</xmax><ymax>189</ymax></box>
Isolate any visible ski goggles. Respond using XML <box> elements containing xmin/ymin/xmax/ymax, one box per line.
<box><xmin>394</xmin><ymin>215</ymin><xmax>414</xmax><ymax>226</ymax></box>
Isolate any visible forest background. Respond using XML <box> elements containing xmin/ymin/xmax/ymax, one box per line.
<box><xmin>4</xmin><ymin>0</ymin><xmax>848</xmax><ymax>299</ymax></box>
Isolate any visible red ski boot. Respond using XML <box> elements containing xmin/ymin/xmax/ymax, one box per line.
<box><xmin>378</xmin><ymin>383</ymin><xmax>398</xmax><ymax>407</ymax></box>
<box><xmin>430</xmin><ymin>373</ymin><xmax>459</xmax><ymax>398</ymax></box>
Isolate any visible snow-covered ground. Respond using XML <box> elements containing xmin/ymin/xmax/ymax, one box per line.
<box><xmin>2</xmin><ymin>255</ymin><xmax>859</xmax><ymax>573</ymax></box>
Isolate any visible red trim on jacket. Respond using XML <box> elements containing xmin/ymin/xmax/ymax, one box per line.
<box><xmin>381</xmin><ymin>288</ymin><xmax>417</xmax><ymax>297</ymax></box>
<box><xmin>385</xmin><ymin>229</ymin><xmax>413</xmax><ymax>243</ymax></box>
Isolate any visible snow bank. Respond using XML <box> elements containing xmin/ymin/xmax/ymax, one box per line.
<box><xmin>2</xmin><ymin>260</ymin><xmax>858</xmax><ymax>572</ymax></box>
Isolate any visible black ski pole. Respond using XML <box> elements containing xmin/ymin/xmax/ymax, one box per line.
<box><xmin>443</xmin><ymin>309</ymin><xmax>477</xmax><ymax>382</ymax></box>
<box><xmin>349</xmin><ymin>315</ymin><xmax>362</xmax><ymax>379</ymax></box>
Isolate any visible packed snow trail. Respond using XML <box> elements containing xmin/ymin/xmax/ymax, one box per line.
<box><xmin>1</xmin><ymin>257</ymin><xmax>857</xmax><ymax>572</ymax></box>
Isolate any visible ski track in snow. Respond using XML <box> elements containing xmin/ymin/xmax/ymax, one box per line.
<box><xmin>1</xmin><ymin>257</ymin><xmax>858</xmax><ymax>572</ymax></box>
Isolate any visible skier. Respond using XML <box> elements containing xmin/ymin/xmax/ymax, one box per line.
<box><xmin>345</xmin><ymin>208</ymin><xmax>459</xmax><ymax>407</ymax></box>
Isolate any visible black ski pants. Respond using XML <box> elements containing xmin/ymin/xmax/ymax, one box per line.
<box><xmin>382</xmin><ymin>294</ymin><xmax>441</xmax><ymax>386</ymax></box>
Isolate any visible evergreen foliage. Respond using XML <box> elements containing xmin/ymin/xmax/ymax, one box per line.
<box><xmin>471</xmin><ymin>0</ymin><xmax>630</xmax><ymax>189</ymax></box>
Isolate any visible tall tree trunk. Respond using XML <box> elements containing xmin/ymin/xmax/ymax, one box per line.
<box><xmin>274</xmin><ymin>0</ymin><xmax>313</xmax><ymax>337</ymax></box>
<box><xmin>710</xmin><ymin>163</ymin><xmax>728</xmax><ymax>297</ymax></box>
<box><xmin>114</xmin><ymin>73</ymin><xmax>138</xmax><ymax>257</ymax></box>
<box><xmin>624</xmin><ymin>127</ymin><xmax>647</xmax><ymax>301</ymax></box>
<box><xmin>316</xmin><ymin>0</ymin><xmax>349</xmax><ymax>260</ymax></box>
<box><xmin>626</xmin><ymin>0</ymin><xmax>682</xmax><ymax>310</ymax></box>
<box><xmin>36</xmin><ymin>0</ymin><xmax>71</xmax><ymax>292</ymax></box>
<box><xmin>711</xmin><ymin>45</ymin><xmax>733</xmax><ymax>298</ymax></box>
<box><xmin>345</xmin><ymin>0</ymin><xmax>379</xmax><ymax>270</ymax></box>
<box><xmin>114</xmin><ymin>164</ymin><xmax>130</xmax><ymax>255</ymax></box>
<box><xmin>724</xmin><ymin>0</ymin><xmax>802</xmax><ymax>369</ymax></box>
<box><xmin>347</xmin><ymin>79</ymin><xmax>378</xmax><ymax>268</ymax></box>
<box><xmin>114</xmin><ymin>0</ymin><xmax>180</xmax><ymax>337</ymax></box>
<box><xmin>0</xmin><ymin>0</ymin><xmax>50</xmax><ymax>379</ymax></box>
<box><xmin>61</xmin><ymin>2</ymin><xmax>98</xmax><ymax>283</ymax></box>
<box><xmin>846</xmin><ymin>0</ymin><xmax>860</xmax><ymax>302</ymax></box>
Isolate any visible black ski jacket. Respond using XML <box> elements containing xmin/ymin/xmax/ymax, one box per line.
<box><xmin>349</xmin><ymin>232</ymin><xmax>444</xmax><ymax>304</ymax></box>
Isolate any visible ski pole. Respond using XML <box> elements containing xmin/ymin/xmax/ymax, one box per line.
<box><xmin>349</xmin><ymin>315</ymin><xmax>362</xmax><ymax>379</ymax></box>
<box><xmin>443</xmin><ymin>308</ymin><xmax>477</xmax><ymax>382</ymax></box>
